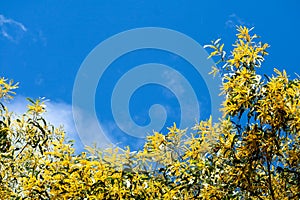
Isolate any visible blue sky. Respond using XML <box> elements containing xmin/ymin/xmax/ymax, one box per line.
<box><xmin>1</xmin><ymin>1</ymin><xmax>300</xmax><ymax>152</ymax></box>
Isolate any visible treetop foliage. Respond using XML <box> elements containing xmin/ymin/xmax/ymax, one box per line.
<box><xmin>0</xmin><ymin>27</ymin><xmax>299</xmax><ymax>199</ymax></box>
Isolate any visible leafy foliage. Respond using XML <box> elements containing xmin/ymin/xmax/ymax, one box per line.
<box><xmin>0</xmin><ymin>27</ymin><xmax>299</xmax><ymax>199</ymax></box>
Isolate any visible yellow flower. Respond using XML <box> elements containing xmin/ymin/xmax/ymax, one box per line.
<box><xmin>27</xmin><ymin>98</ymin><xmax>47</xmax><ymax>115</ymax></box>
<box><xmin>236</xmin><ymin>26</ymin><xmax>252</xmax><ymax>42</ymax></box>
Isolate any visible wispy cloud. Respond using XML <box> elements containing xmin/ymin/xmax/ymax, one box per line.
<box><xmin>225</xmin><ymin>13</ymin><xmax>253</xmax><ymax>28</ymax></box>
<box><xmin>0</xmin><ymin>14</ymin><xmax>27</xmax><ymax>42</ymax></box>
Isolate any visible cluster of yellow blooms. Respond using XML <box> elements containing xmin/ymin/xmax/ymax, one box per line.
<box><xmin>0</xmin><ymin>78</ymin><xmax>18</xmax><ymax>100</ymax></box>
<box><xmin>0</xmin><ymin>27</ymin><xmax>299</xmax><ymax>199</ymax></box>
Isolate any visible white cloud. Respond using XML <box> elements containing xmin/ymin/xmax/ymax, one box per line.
<box><xmin>0</xmin><ymin>14</ymin><xmax>27</xmax><ymax>42</ymax></box>
<box><xmin>225</xmin><ymin>13</ymin><xmax>253</xmax><ymax>28</ymax></box>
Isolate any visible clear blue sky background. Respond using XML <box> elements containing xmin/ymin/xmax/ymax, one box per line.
<box><xmin>1</xmin><ymin>1</ymin><xmax>300</xmax><ymax>152</ymax></box>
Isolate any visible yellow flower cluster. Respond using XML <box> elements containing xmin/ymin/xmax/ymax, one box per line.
<box><xmin>228</xmin><ymin>26</ymin><xmax>269</xmax><ymax>69</ymax></box>
<box><xmin>0</xmin><ymin>77</ymin><xmax>18</xmax><ymax>100</ymax></box>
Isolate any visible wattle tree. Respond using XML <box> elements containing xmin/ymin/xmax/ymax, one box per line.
<box><xmin>0</xmin><ymin>27</ymin><xmax>299</xmax><ymax>199</ymax></box>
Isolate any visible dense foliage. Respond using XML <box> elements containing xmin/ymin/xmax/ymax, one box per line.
<box><xmin>0</xmin><ymin>27</ymin><xmax>299</xmax><ymax>199</ymax></box>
